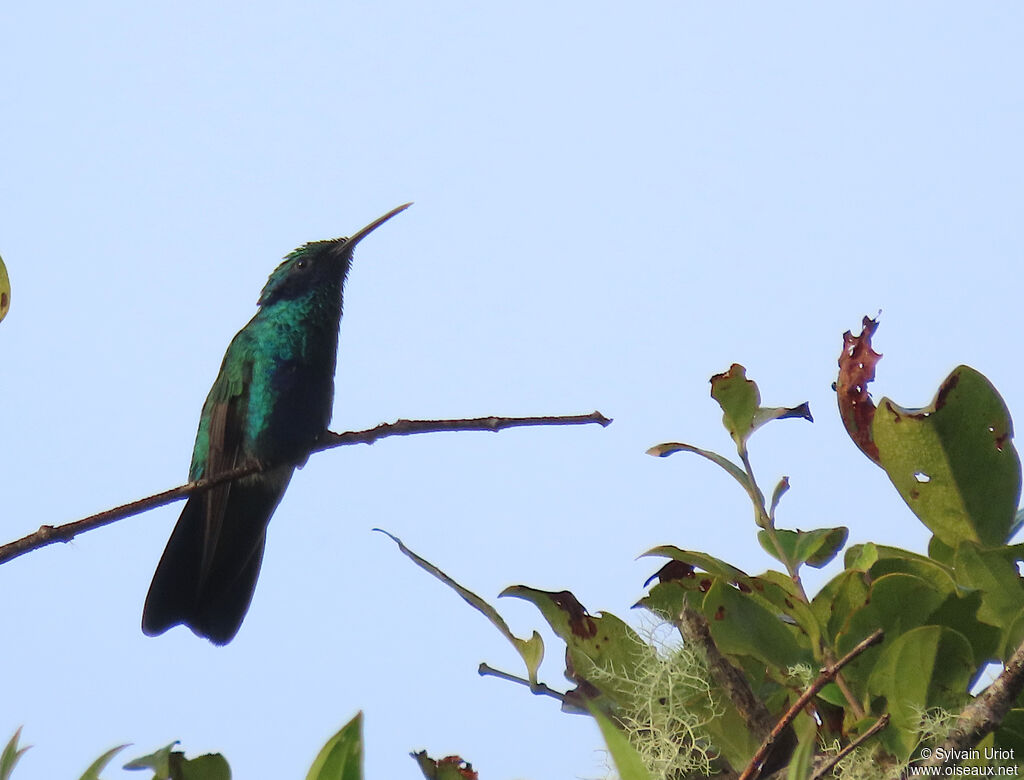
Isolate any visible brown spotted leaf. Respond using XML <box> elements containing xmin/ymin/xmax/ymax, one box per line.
<box><xmin>872</xmin><ymin>366</ymin><xmax>1020</xmax><ymax>546</ymax></box>
<box><xmin>500</xmin><ymin>586</ymin><xmax>647</xmax><ymax>710</ymax></box>
<box><xmin>411</xmin><ymin>752</ymin><xmax>478</xmax><ymax>780</ymax></box>
<box><xmin>836</xmin><ymin>316</ymin><xmax>883</xmax><ymax>463</ymax></box>
<box><xmin>710</xmin><ymin>364</ymin><xmax>812</xmax><ymax>452</ymax></box>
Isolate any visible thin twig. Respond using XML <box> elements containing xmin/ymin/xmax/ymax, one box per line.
<box><xmin>811</xmin><ymin>714</ymin><xmax>889</xmax><ymax>779</ymax></box>
<box><xmin>0</xmin><ymin>411</ymin><xmax>611</xmax><ymax>566</ymax></box>
<box><xmin>477</xmin><ymin>663</ymin><xmax>566</xmax><ymax>703</ymax></box>
<box><xmin>737</xmin><ymin>443</ymin><xmax>866</xmax><ymax>722</ymax></box>
<box><xmin>811</xmin><ymin>712</ymin><xmax>892</xmax><ymax>773</ymax></box>
<box><xmin>739</xmin><ymin>628</ymin><xmax>885</xmax><ymax>780</ymax></box>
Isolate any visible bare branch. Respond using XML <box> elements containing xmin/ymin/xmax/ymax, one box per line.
<box><xmin>0</xmin><ymin>412</ymin><xmax>611</xmax><ymax>566</ymax></box>
<box><xmin>739</xmin><ymin>628</ymin><xmax>885</xmax><ymax>780</ymax></box>
<box><xmin>675</xmin><ymin>601</ymin><xmax>778</xmax><ymax>740</ymax></box>
<box><xmin>477</xmin><ymin>663</ymin><xmax>567</xmax><ymax>703</ymax></box>
<box><xmin>910</xmin><ymin>637</ymin><xmax>1024</xmax><ymax>773</ymax></box>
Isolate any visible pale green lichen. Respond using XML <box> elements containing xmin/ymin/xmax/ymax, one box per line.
<box><xmin>591</xmin><ymin>624</ymin><xmax>720</xmax><ymax>779</ymax></box>
<box><xmin>822</xmin><ymin>706</ymin><xmax>959</xmax><ymax>779</ymax></box>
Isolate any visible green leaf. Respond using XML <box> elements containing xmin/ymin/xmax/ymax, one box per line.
<box><xmin>636</xmin><ymin>579</ymin><xmax>697</xmax><ymax>620</ymax></box>
<box><xmin>700</xmin><ymin>579</ymin><xmax>812</xmax><ymax>672</ymax></box>
<box><xmin>306</xmin><ymin>712</ymin><xmax>362</xmax><ymax>780</ymax></box>
<box><xmin>995</xmin><ymin>709</ymin><xmax>1024</xmax><ymax>755</ymax></box>
<box><xmin>867</xmin><ymin>625</ymin><xmax>974</xmax><ymax>758</ymax></box>
<box><xmin>377</xmin><ymin>530</ymin><xmax>544</xmax><ymax>684</ymax></box>
<box><xmin>124</xmin><ymin>744</ymin><xmax>229</xmax><ymax>780</ymax></box>
<box><xmin>176</xmin><ymin>755</ymin><xmax>231</xmax><ymax>780</ymax></box>
<box><xmin>645</xmin><ymin>441</ymin><xmax>751</xmax><ymax>490</ymax></box>
<box><xmin>700</xmin><ymin>696</ymin><xmax>765</xmax><ymax>772</ymax></box>
<box><xmin>835</xmin><ymin>573</ymin><xmax>948</xmax><ymax>694</ymax></box>
<box><xmin>752</xmin><ymin>569</ymin><xmax>824</xmax><ymax>655</ymax></box>
<box><xmin>588</xmin><ymin>706</ymin><xmax>653</xmax><ymax>780</ymax></box>
<box><xmin>872</xmin><ymin>365</ymin><xmax>1021</xmax><ymax>547</ymax></box>
<box><xmin>1000</xmin><ymin>605</ymin><xmax>1024</xmax><ymax>660</ymax></box>
<box><xmin>785</xmin><ymin>713</ymin><xmax>818</xmax><ymax>780</ymax></box>
<box><xmin>500</xmin><ymin>586</ymin><xmax>646</xmax><ymax>709</ymax></box>
<box><xmin>768</xmin><ymin>476</ymin><xmax>790</xmax><ymax>518</ymax></box>
<box><xmin>0</xmin><ymin>729</ymin><xmax>29</xmax><ymax>780</ymax></box>
<box><xmin>709</xmin><ymin>364</ymin><xmax>812</xmax><ymax>450</ymax></box>
<box><xmin>952</xmin><ymin>541</ymin><xmax>1024</xmax><ymax>637</ymax></box>
<box><xmin>711</xmin><ymin>364</ymin><xmax>759</xmax><ymax>444</ymax></box>
<box><xmin>0</xmin><ymin>254</ymin><xmax>9</xmax><ymax>323</ymax></box>
<box><xmin>642</xmin><ymin>546</ymin><xmax>754</xmax><ymax>588</ymax></box>
<box><xmin>927</xmin><ymin>590</ymin><xmax>1000</xmax><ymax>667</ymax></box>
<box><xmin>844</xmin><ymin>542</ymin><xmax>879</xmax><ymax>572</ymax></box>
<box><xmin>78</xmin><ymin>745</ymin><xmax>129</xmax><ymax>780</ymax></box>
<box><xmin>124</xmin><ymin>743</ymin><xmax>178</xmax><ymax>776</ymax></box>
<box><xmin>757</xmin><ymin>527</ymin><xmax>848</xmax><ymax>570</ymax></box>
<box><xmin>865</xmin><ymin>551</ymin><xmax>957</xmax><ymax>594</ymax></box>
<box><xmin>811</xmin><ymin>569</ymin><xmax>869</xmax><ymax>643</ymax></box>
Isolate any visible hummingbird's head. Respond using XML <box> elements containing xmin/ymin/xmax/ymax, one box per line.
<box><xmin>257</xmin><ymin>203</ymin><xmax>411</xmax><ymax>308</ymax></box>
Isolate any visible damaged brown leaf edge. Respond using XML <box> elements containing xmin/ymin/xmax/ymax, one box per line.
<box><xmin>411</xmin><ymin>751</ymin><xmax>479</xmax><ymax>780</ymax></box>
<box><xmin>836</xmin><ymin>315</ymin><xmax>883</xmax><ymax>464</ymax></box>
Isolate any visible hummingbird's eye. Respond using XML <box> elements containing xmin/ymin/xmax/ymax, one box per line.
<box><xmin>295</xmin><ymin>259</ymin><xmax>308</xmax><ymax>270</ymax></box>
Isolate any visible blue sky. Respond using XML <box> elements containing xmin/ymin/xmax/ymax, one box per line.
<box><xmin>2</xmin><ymin>3</ymin><xmax>1022</xmax><ymax>779</ymax></box>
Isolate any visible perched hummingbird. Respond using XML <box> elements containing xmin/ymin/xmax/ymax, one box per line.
<box><xmin>142</xmin><ymin>203</ymin><xmax>411</xmax><ymax>644</ymax></box>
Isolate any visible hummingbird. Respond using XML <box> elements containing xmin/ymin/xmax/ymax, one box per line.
<box><xmin>142</xmin><ymin>203</ymin><xmax>411</xmax><ymax>644</ymax></box>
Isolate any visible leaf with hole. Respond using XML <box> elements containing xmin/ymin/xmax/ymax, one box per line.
<box><xmin>872</xmin><ymin>365</ymin><xmax>1020</xmax><ymax>546</ymax></box>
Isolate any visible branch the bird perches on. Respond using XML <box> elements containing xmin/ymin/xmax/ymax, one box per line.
<box><xmin>0</xmin><ymin>411</ymin><xmax>611</xmax><ymax>566</ymax></box>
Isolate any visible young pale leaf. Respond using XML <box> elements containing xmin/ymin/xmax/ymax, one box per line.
<box><xmin>0</xmin><ymin>729</ymin><xmax>28</xmax><ymax>780</ymax></box>
<box><xmin>377</xmin><ymin>530</ymin><xmax>544</xmax><ymax>684</ymax></box>
<box><xmin>768</xmin><ymin>476</ymin><xmax>790</xmax><ymax>519</ymax></box>
<box><xmin>646</xmin><ymin>441</ymin><xmax>751</xmax><ymax>490</ymax></box>
<box><xmin>844</xmin><ymin>542</ymin><xmax>879</xmax><ymax>572</ymax></box>
<box><xmin>872</xmin><ymin>365</ymin><xmax>1021</xmax><ymax>547</ymax></box>
<box><xmin>123</xmin><ymin>742</ymin><xmax>178</xmax><ymax>776</ymax></box>
<box><xmin>78</xmin><ymin>745</ymin><xmax>128</xmax><ymax>780</ymax></box>
<box><xmin>757</xmin><ymin>527</ymin><xmax>848</xmax><ymax>570</ymax></box>
<box><xmin>306</xmin><ymin>712</ymin><xmax>362</xmax><ymax>780</ymax></box>
<box><xmin>710</xmin><ymin>364</ymin><xmax>812</xmax><ymax>450</ymax></box>
<box><xmin>588</xmin><ymin>706</ymin><xmax>653</xmax><ymax>780</ymax></box>
<box><xmin>711</xmin><ymin>364</ymin><xmax>759</xmax><ymax>444</ymax></box>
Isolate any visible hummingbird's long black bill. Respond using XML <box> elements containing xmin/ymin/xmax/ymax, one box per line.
<box><xmin>334</xmin><ymin>202</ymin><xmax>412</xmax><ymax>256</ymax></box>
